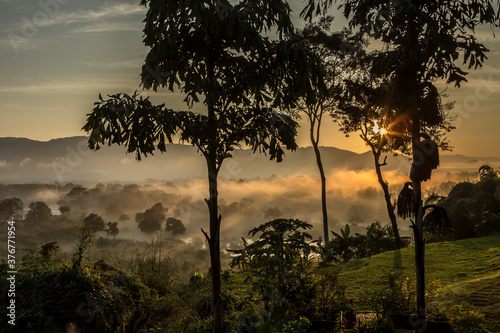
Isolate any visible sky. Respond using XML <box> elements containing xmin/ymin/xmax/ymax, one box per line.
<box><xmin>0</xmin><ymin>0</ymin><xmax>499</xmax><ymax>157</ymax></box>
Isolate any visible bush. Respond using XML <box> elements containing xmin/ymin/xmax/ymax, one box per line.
<box><xmin>447</xmin><ymin>302</ymin><xmax>486</xmax><ymax>333</ymax></box>
<box><xmin>229</xmin><ymin>219</ymin><xmax>317</xmax><ymax>331</ymax></box>
<box><xmin>363</xmin><ymin>271</ymin><xmax>440</xmax><ymax>317</ymax></box>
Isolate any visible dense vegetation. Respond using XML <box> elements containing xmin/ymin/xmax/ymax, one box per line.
<box><xmin>1</xmin><ymin>218</ymin><xmax>499</xmax><ymax>332</ymax></box>
<box><xmin>1</xmin><ymin>0</ymin><xmax>500</xmax><ymax>331</ymax></box>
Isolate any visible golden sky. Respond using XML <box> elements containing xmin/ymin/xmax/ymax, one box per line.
<box><xmin>0</xmin><ymin>0</ymin><xmax>499</xmax><ymax>157</ymax></box>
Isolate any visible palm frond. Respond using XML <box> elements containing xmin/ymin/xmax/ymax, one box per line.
<box><xmin>397</xmin><ymin>182</ymin><xmax>414</xmax><ymax>219</ymax></box>
<box><xmin>423</xmin><ymin>205</ymin><xmax>453</xmax><ymax>236</ymax></box>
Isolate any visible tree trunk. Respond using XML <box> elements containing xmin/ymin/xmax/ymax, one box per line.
<box><xmin>207</xmin><ymin>159</ymin><xmax>223</xmax><ymax>333</ymax></box>
<box><xmin>373</xmin><ymin>153</ymin><xmax>403</xmax><ymax>248</ymax></box>
<box><xmin>205</xmin><ymin>82</ymin><xmax>223</xmax><ymax>332</ymax></box>
<box><xmin>310</xmin><ymin>121</ymin><xmax>329</xmax><ymax>243</ymax></box>
<box><xmin>412</xmin><ymin>122</ymin><xmax>426</xmax><ymax>329</ymax></box>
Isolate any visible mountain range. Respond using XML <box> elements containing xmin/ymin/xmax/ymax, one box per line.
<box><xmin>0</xmin><ymin>136</ymin><xmax>498</xmax><ymax>184</ymax></box>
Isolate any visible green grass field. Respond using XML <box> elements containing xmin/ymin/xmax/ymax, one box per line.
<box><xmin>334</xmin><ymin>235</ymin><xmax>500</xmax><ymax>330</ymax></box>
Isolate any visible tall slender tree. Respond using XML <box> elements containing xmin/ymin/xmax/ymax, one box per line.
<box><xmin>336</xmin><ymin>74</ymin><xmax>455</xmax><ymax>250</ymax></box>
<box><xmin>294</xmin><ymin>18</ymin><xmax>361</xmax><ymax>243</ymax></box>
<box><xmin>83</xmin><ymin>1</ymin><xmax>323</xmax><ymax>331</ymax></box>
<box><xmin>302</xmin><ymin>0</ymin><xmax>500</xmax><ymax>324</ymax></box>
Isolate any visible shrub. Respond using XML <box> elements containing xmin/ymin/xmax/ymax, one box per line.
<box><xmin>229</xmin><ymin>219</ymin><xmax>317</xmax><ymax>331</ymax></box>
<box><xmin>447</xmin><ymin>302</ymin><xmax>486</xmax><ymax>333</ymax></box>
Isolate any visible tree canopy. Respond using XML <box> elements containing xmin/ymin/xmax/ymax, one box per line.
<box><xmin>83</xmin><ymin>1</ymin><xmax>327</xmax><ymax>331</ymax></box>
<box><xmin>0</xmin><ymin>197</ymin><xmax>23</xmax><ymax>222</ymax></box>
<box><xmin>25</xmin><ymin>201</ymin><xmax>52</xmax><ymax>225</ymax></box>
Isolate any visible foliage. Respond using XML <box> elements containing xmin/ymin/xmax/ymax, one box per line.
<box><xmin>328</xmin><ymin>224</ymin><xmax>356</xmax><ymax>262</ymax></box>
<box><xmin>105</xmin><ymin>221</ymin><xmax>119</xmax><ymax>237</ymax></box>
<box><xmin>83</xmin><ymin>213</ymin><xmax>106</xmax><ymax>233</ymax></box>
<box><xmin>355</xmin><ymin>222</ymin><xmax>400</xmax><ymax>257</ymax></box>
<box><xmin>363</xmin><ymin>271</ymin><xmax>440</xmax><ymax>318</ymax></box>
<box><xmin>320</xmin><ymin>222</ymin><xmax>400</xmax><ymax>262</ymax></box>
<box><xmin>72</xmin><ymin>226</ymin><xmax>96</xmax><ymax>272</ymax></box>
<box><xmin>357</xmin><ymin>317</ymin><xmax>395</xmax><ymax>333</ymax></box>
<box><xmin>131</xmin><ymin>233</ymin><xmax>174</xmax><ymax>296</ymax></box>
<box><xmin>1</xmin><ymin>241</ymin><xmax>156</xmax><ymax>333</ymax></box>
<box><xmin>22</xmin><ymin>241</ymin><xmax>61</xmax><ymax>271</ymax></box>
<box><xmin>229</xmin><ymin>219</ymin><xmax>317</xmax><ymax>331</ymax></box>
<box><xmin>479</xmin><ymin>165</ymin><xmax>498</xmax><ymax>181</ymax></box>
<box><xmin>422</xmin><ymin>205</ymin><xmax>454</xmax><ymax>241</ymax></box>
<box><xmin>82</xmin><ymin>0</ymin><xmax>325</xmax><ymax>330</ymax></box>
<box><xmin>436</xmin><ymin>166</ymin><xmax>500</xmax><ymax>239</ymax></box>
<box><xmin>58</xmin><ymin>185</ymin><xmax>90</xmax><ymax>212</ymax></box>
<box><xmin>0</xmin><ymin>197</ymin><xmax>23</xmax><ymax>222</ymax></box>
<box><xmin>66</xmin><ymin>185</ymin><xmax>90</xmax><ymax>200</ymax></box>
<box><xmin>310</xmin><ymin>270</ymin><xmax>349</xmax><ymax>321</ymax></box>
<box><xmin>293</xmin><ymin>17</ymin><xmax>361</xmax><ymax>243</ymax></box>
<box><xmin>24</xmin><ymin>200</ymin><xmax>52</xmax><ymax>225</ymax></box>
<box><xmin>165</xmin><ymin>217</ymin><xmax>186</xmax><ymax>236</ymax></box>
<box><xmin>59</xmin><ymin>205</ymin><xmax>70</xmax><ymax>215</ymax></box>
<box><xmin>447</xmin><ymin>302</ymin><xmax>486</xmax><ymax>332</ymax></box>
<box><xmin>136</xmin><ymin>202</ymin><xmax>166</xmax><ymax>234</ymax></box>
<box><xmin>328</xmin><ymin>0</ymin><xmax>500</xmax><ymax>316</ymax></box>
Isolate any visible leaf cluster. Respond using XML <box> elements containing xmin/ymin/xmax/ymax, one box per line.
<box><xmin>84</xmin><ymin>93</ymin><xmax>298</xmax><ymax>167</ymax></box>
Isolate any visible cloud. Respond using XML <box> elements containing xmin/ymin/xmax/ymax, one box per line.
<box><xmin>43</xmin><ymin>3</ymin><xmax>145</xmax><ymax>28</ymax></box>
<box><xmin>1</xmin><ymin>3</ymin><xmax>145</xmax><ymax>37</ymax></box>
<box><xmin>72</xmin><ymin>21</ymin><xmax>141</xmax><ymax>33</ymax></box>
<box><xmin>84</xmin><ymin>58</ymin><xmax>143</xmax><ymax>69</ymax></box>
<box><xmin>0</xmin><ymin>75</ymin><xmax>138</xmax><ymax>95</ymax></box>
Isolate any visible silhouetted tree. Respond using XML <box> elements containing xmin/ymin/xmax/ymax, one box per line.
<box><xmin>82</xmin><ymin>1</ymin><xmax>323</xmax><ymax>331</ymax></box>
<box><xmin>479</xmin><ymin>164</ymin><xmax>498</xmax><ymax>180</ymax></box>
<box><xmin>83</xmin><ymin>213</ymin><xmax>105</xmax><ymax>233</ymax></box>
<box><xmin>304</xmin><ymin>0</ymin><xmax>500</xmax><ymax>321</ymax></box>
<box><xmin>59</xmin><ymin>205</ymin><xmax>70</xmax><ymax>215</ymax></box>
<box><xmin>25</xmin><ymin>201</ymin><xmax>52</xmax><ymax>225</ymax></box>
<box><xmin>165</xmin><ymin>217</ymin><xmax>186</xmax><ymax>236</ymax></box>
<box><xmin>336</xmin><ymin>70</ymin><xmax>454</xmax><ymax>249</ymax></box>
<box><xmin>105</xmin><ymin>221</ymin><xmax>119</xmax><ymax>237</ymax></box>
<box><xmin>136</xmin><ymin>203</ymin><xmax>166</xmax><ymax>234</ymax></box>
<box><xmin>0</xmin><ymin>197</ymin><xmax>23</xmax><ymax>222</ymax></box>
<box><xmin>65</xmin><ymin>185</ymin><xmax>89</xmax><ymax>200</ymax></box>
<box><xmin>291</xmin><ymin>17</ymin><xmax>366</xmax><ymax>244</ymax></box>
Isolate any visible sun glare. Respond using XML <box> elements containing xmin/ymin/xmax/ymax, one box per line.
<box><xmin>373</xmin><ymin>124</ymin><xmax>387</xmax><ymax>135</ymax></box>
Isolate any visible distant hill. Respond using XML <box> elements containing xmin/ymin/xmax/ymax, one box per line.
<box><xmin>0</xmin><ymin>136</ymin><xmax>498</xmax><ymax>184</ymax></box>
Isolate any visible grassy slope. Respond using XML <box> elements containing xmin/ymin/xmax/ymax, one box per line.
<box><xmin>334</xmin><ymin>235</ymin><xmax>500</xmax><ymax>328</ymax></box>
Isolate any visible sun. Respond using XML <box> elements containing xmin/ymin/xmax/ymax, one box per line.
<box><xmin>373</xmin><ymin>124</ymin><xmax>387</xmax><ymax>135</ymax></box>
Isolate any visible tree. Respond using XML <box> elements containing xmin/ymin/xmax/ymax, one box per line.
<box><xmin>82</xmin><ymin>1</ymin><xmax>322</xmax><ymax>331</ymax></box>
<box><xmin>105</xmin><ymin>221</ymin><xmax>119</xmax><ymax>237</ymax></box>
<box><xmin>479</xmin><ymin>164</ymin><xmax>498</xmax><ymax>180</ymax></box>
<box><xmin>336</xmin><ymin>69</ymin><xmax>454</xmax><ymax>249</ymax></box>
<box><xmin>0</xmin><ymin>197</ymin><xmax>23</xmax><ymax>222</ymax></box>
<box><xmin>25</xmin><ymin>201</ymin><xmax>52</xmax><ymax>225</ymax></box>
<box><xmin>59</xmin><ymin>206</ymin><xmax>70</xmax><ymax>215</ymax></box>
<box><xmin>83</xmin><ymin>213</ymin><xmax>105</xmax><ymax>233</ymax></box>
<box><xmin>329</xmin><ymin>224</ymin><xmax>355</xmax><ymax>262</ymax></box>
<box><xmin>229</xmin><ymin>219</ymin><xmax>316</xmax><ymax>329</ymax></box>
<box><xmin>65</xmin><ymin>185</ymin><xmax>89</xmax><ymax>200</ymax></box>
<box><xmin>136</xmin><ymin>203</ymin><xmax>166</xmax><ymax>234</ymax></box>
<box><xmin>293</xmin><ymin>18</ymin><xmax>358</xmax><ymax>243</ymax></box>
<box><xmin>303</xmin><ymin>0</ymin><xmax>500</xmax><ymax>323</ymax></box>
<box><xmin>165</xmin><ymin>217</ymin><xmax>186</xmax><ymax>236</ymax></box>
